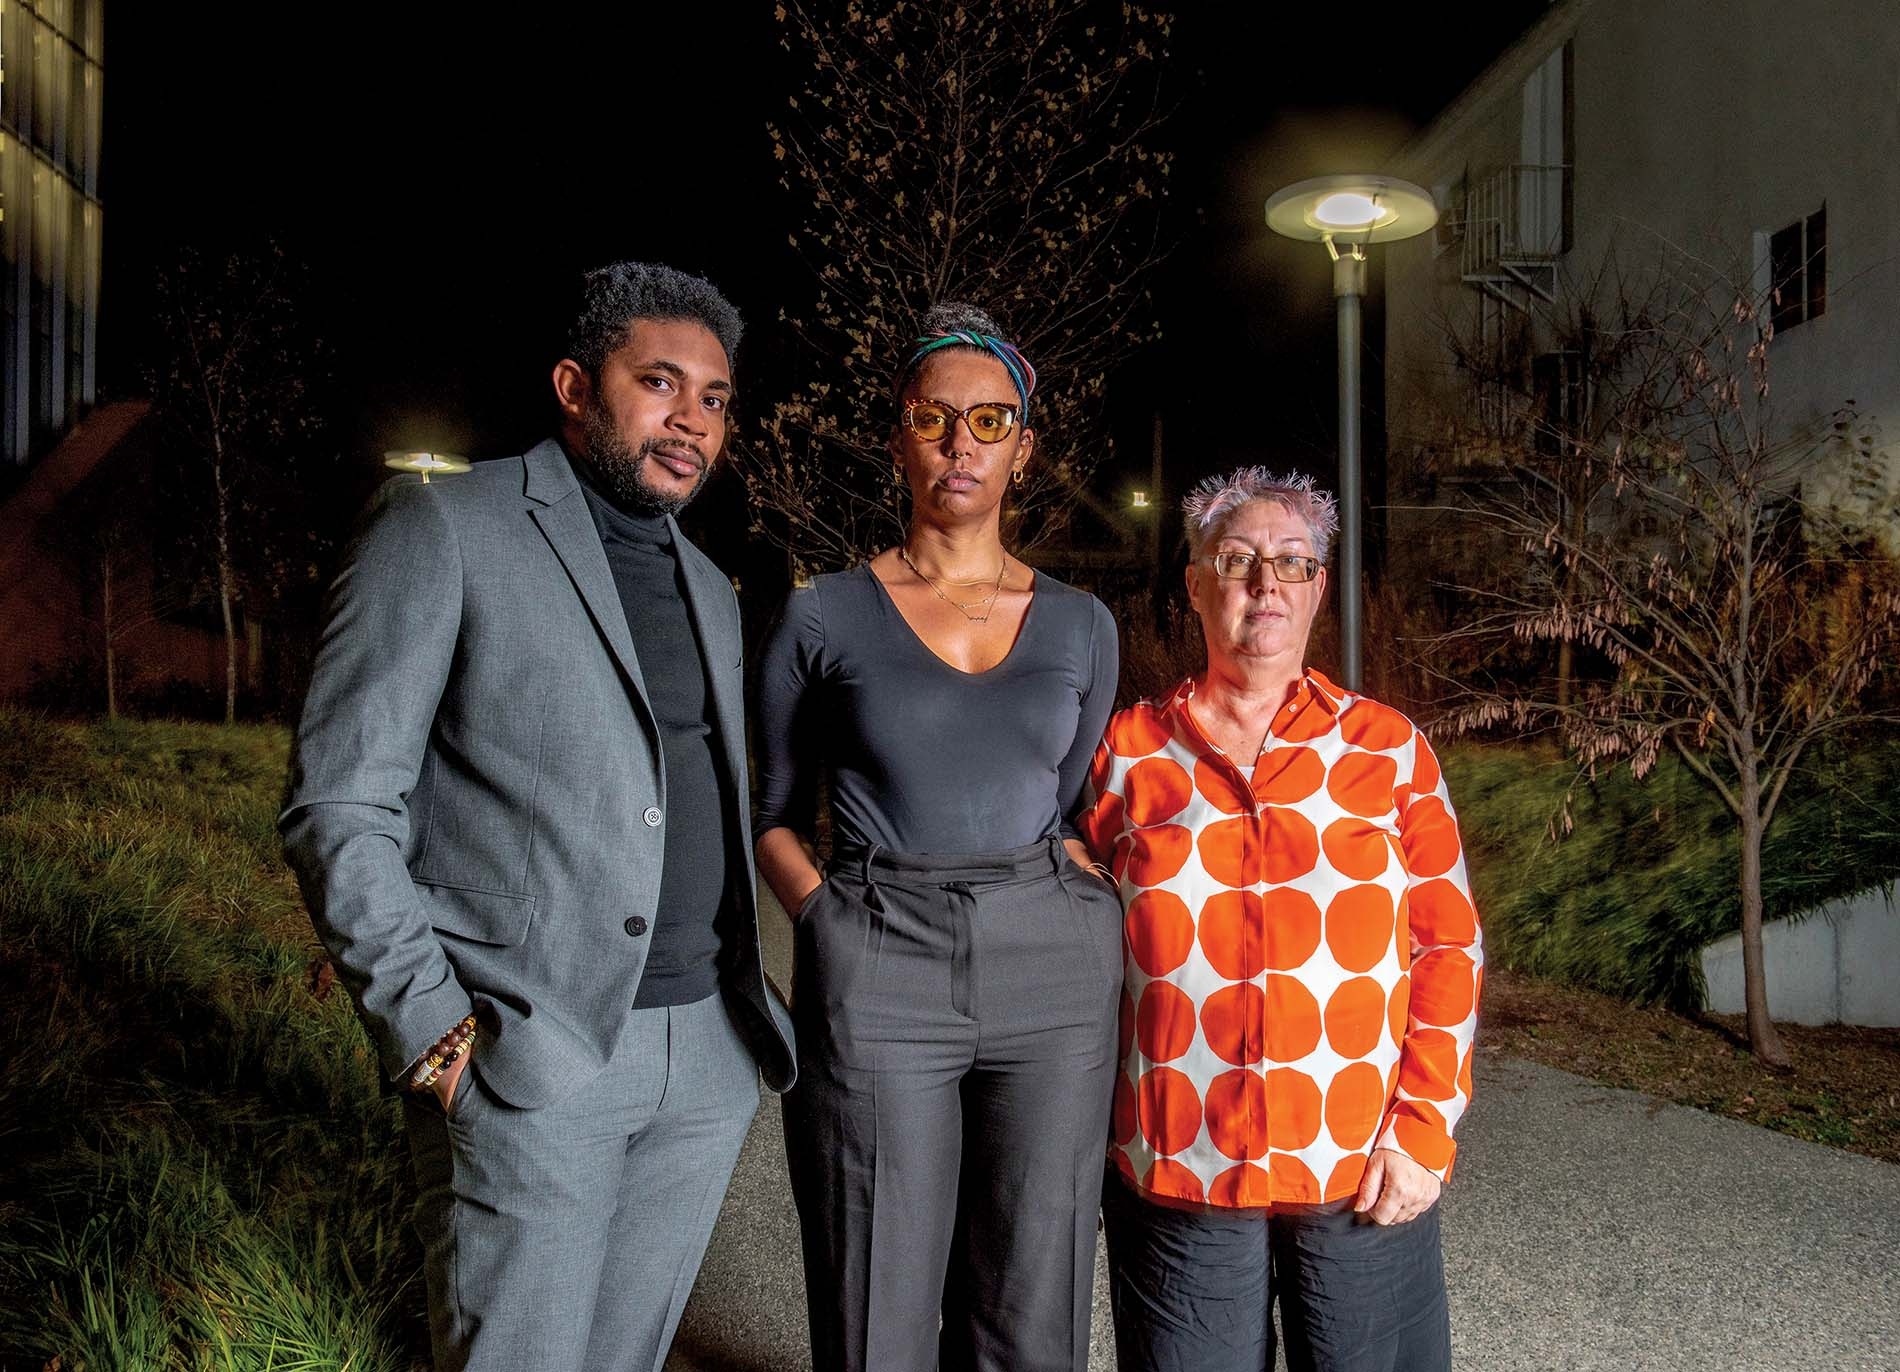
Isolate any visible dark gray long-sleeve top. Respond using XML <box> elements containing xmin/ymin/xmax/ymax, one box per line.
<box><xmin>752</xmin><ymin>564</ymin><xmax>1119</xmax><ymax>855</ymax></box>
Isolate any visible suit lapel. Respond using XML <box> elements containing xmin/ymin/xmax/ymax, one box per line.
<box><xmin>522</xmin><ymin>441</ymin><xmax>658</xmax><ymax>730</ymax></box>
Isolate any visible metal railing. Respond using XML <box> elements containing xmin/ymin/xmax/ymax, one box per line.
<box><xmin>1460</xmin><ymin>164</ymin><xmax>1567</xmax><ymax>279</ymax></box>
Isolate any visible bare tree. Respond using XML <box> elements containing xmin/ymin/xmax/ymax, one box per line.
<box><xmin>1431</xmin><ymin>246</ymin><xmax>1900</xmax><ymax>1068</ymax></box>
<box><xmin>149</xmin><ymin>245</ymin><xmax>328</xmax><ymax>724</ymax></box>
<box><xmin>64</xmin><ymin>503</ymin><xmax>183</xmax><ymax>720</ymax></box>
<box><xmin>746</xmin><ymin>0</ymin><xmax>1175</xmax><ymax>573</ymax></box>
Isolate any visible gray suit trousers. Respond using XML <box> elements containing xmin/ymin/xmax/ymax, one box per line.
<box><xmin>404</xmin><ymin>991</ymin><xmax>759</xmax><ymax>1372</ymax></box>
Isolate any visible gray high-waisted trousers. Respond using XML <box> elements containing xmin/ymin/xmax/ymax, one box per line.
<box><xmin>783</xmin><ymin>836</ymin><xmax>1125</xmax><ymax>1372</ymax></box>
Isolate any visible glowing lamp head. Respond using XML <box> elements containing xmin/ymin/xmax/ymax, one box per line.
<box><xmin>1264</xmin><ymin>175</ymin><xmax>1437</xmax><ymax>245</ymax></box>
<box><xmin>383</xmin><ymin>450</ymin><xmax>471</xmax><ymax>483</ymax></box>
<box><xmin>1311</xmin><ymin>192</ymin><xmax>1390</xmax><ymax>229</ymax></box>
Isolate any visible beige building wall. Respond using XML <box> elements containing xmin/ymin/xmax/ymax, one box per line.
<box><xmin>1382</xmin><ymin>0</ymin><xmax>1900</xmax><ymax>564</ymax></box>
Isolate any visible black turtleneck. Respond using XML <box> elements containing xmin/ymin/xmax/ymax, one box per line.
<box><xmin>576</xmin><ymin>463</ymin><xmax>731</xmax><ymax>1009</ymax></box>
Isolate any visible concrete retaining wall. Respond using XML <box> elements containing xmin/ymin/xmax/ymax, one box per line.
<box><xmin>1700</xmin><ymin>886</ymin><xmax>1899</xmax><ymax>1026</ymax></box>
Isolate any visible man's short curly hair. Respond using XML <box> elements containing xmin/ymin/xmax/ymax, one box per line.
<box><xmin>565</xmin><ymin>261</ymin><xmax>744</xmax><ymax>376</ymax></box>
<box><xmin>1181</xmin><ymin>467</ymin><xmax>1340</xmax><ymax>563</ymax></box>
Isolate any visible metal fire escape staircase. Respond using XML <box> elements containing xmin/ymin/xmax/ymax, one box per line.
<box><xmin>1458</xmin><ymin>164</ymin><xmax>1566</xmax><ymax>311</ymax></box>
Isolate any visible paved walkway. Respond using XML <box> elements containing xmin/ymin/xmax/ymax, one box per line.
<box><xmin>668</xmin><ymin>897</ymin><xmax>1900</xmax><ymax>1371</ymax></box>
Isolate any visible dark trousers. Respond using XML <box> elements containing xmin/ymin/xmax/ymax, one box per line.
<box><xmin>784</xmin><ymin>837</ymin><xmax>1125</xmax><ymax>1372</ymax></box>
<box><xmin>402</xmin><ymin>992</ymin><xmax>759</xmax><ymax>1372</ymax></box>
<box><xmin>1102</xmin><ymin>1169</ymin><xmax>1452</xmax><ymax>1372</ymax></box>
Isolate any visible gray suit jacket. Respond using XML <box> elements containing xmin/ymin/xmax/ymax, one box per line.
<box><xmin>281</xmin><ymin>439</ymin><xmax>796</xmax><ymax>1108</ymax></box>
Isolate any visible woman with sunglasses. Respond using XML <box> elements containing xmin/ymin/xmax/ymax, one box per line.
<box><xmin>1077</xmin><ymin>468</ymin><xmax>1480</xmax><ymax>1372</ymax></box>
<box><xmin>753</xmin><ymin>302</ymin><xmax>1122</xmax><ymax>1372</ymax></box>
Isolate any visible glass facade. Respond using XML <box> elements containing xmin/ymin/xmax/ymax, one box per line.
<box><xmin>0</xmin><ymin>0</ymin><xmax>103</xmax><ymax>466</ymax></box>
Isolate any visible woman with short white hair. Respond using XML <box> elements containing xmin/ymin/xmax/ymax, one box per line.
<box><xmin>1078</xmin><ymin>467</ymin><xmax>1482</xmax><ymax>1372</ymax></box>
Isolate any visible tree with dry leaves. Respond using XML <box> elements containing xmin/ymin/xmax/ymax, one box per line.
<box><xmin>149</xmin><ymin>244</ymin><xmax>331</xmax><ymax>724</ymax></box>
<box><xmin>1431</xmin><ymin>246</ymin><xmax>1900</xmax><ymax>1068</ymax></box>
<box><xmin>1427</xmin><ymin>247</ymin><xmax>1690</xmax><ymax>707</ymax></box>
<box><xmin>745</xmin><ymin>0</ymin><xmax>1174</xmax><ymax>574</ymax></box>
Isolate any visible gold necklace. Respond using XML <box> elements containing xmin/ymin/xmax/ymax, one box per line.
<box><xmin>900</xmin><ymin>544</ymin><xmax>1007</xmax><ymax>624</ymax></box>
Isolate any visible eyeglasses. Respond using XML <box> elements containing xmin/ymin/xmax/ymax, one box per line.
<box><xmin>1200</xmin><ymin>551</ymin><xmax>1321</xmax><ymax>583</ymax></box>
<box><xmin>900</xmin><ymin>399</ymin><xmax>1020</xmax><ymax>444</ymax></box>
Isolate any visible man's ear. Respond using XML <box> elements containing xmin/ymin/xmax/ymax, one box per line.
<box><xmin>551</xmin><ymin>358</ymin><xmax>591</xmax><ymax>422</ymax></box>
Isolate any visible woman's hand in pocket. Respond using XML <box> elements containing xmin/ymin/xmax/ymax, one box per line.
<box><xmin>1063</xmin><ymin>837</ymin><xmax>1116</xmax><ymax>890</ymax></box>
<box><xmin>793</xmin><ymin>877</ymin><xmax>829</xmax><ymax>921</ymax></box>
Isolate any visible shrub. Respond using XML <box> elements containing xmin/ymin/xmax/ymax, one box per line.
<box><xmin>1445</xmin><ymin>734</ymin><xmax>1900</xmax><ymax>1008</ymax></box>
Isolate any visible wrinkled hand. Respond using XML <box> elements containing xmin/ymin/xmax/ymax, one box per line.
<box><xmin>433</xmin><ymin>1049</ymin><xmax>472</xmax><ymax>1116</ymax></box>
<box><xmin>1354</xmin><ymin>1147</ymin><xmax>1440</xmax><ymax>1225</ymax></box>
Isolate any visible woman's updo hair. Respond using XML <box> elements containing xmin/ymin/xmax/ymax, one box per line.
<box><xmin>920</xmin><ymin>300</ymin><xmax>1005</xmax><ymax>339</ymax></box>
<box><xmin>896</xmin><ymin>301</ymin><xmax>1037</xmax><ymax>413</ymax></box>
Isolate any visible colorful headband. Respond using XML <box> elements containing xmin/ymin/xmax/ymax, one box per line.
<box><xmin>902</xmin><ymin>330</ymin><xmax>1038</xmax><ymax>413</ymax></box>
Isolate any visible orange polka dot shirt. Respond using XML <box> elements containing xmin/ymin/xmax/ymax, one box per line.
<box><xmin>1078</xmin><ymin>671</ymin><xmax>1482</xmax><ymax>1209</ymax></box>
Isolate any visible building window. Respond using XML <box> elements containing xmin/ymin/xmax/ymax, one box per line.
<box><xmin>1433</xmin><ymin>173</ymin><xmax>1467</xmax><ymax>255</ymax></box>
<box><xmin>1518</xmin><ymin>43</ymin><xmax>1572</xmax><ymax>256</ymax></box>
<box><xmin>1532</xmin><ymin>350</ymin><xmax>1585</xmax><ymax>457</ymax></box>
<box><xmin>1769</xmin><ymin>205</ymin><xmax>1826</xmax><ymax>333</ymax></box>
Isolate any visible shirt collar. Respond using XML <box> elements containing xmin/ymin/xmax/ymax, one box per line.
<box><xmin>1301</xmin><ymin>669</ymin><xmax>1348</xmax><ymax>715</ymax></box>
<box><xmin>1161</xmin><ymin>667</ymin><xmax>1349</xmax><ymax>746</ymax></box>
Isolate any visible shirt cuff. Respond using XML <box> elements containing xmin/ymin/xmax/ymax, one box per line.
<box><xmin>1374</xmin><ymin>1099</ymin><xmax>1459</xmax><ymax>1180</ymax></box>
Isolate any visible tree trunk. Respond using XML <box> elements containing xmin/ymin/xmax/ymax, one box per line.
<box><xmin>218</xmin><ymin>559</ymin><xmax>237</xmax><ymax>726</ymax></box>
<box><xmin>211</xmin><ymin>449</ymin><xmax>237</xmax><ymax>726</ymax></box>
<box><xmin>1736</xmin><ymin>765</ymin><xmax>1791</xmax><ymax>1068</ymax></box>
<box><xmin>1555</xmin><ymin>489</ymin><xmax>1588</xmax><ymax>709</ymax></box>
<box><xmin>102</xmin><ymin>552</ymin><xmax>118</xmax><ymax>722</ymax></box>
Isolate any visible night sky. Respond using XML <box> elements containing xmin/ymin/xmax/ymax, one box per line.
<box><xmin>99</xmin><ymin>3</ymin><xmax>1550</xmax><ymax>572</ymax></box>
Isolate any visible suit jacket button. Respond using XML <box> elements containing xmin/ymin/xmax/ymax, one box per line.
<box><xmin>624</xmin><ymin>915</ymin><xmax>649</xmax><ymax>937</ymax></box>
<box><xmin>643</xmin><ymin>806</ymin><xmax>663</xmax><ymax>827</ymax></box>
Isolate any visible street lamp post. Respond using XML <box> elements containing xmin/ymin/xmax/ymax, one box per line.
<box><xmin>1264</xmin><ymin>175</ymin><xmax>1436</xmax><ymax>690</ymax></box>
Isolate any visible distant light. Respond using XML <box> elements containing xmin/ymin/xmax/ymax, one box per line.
<box><xmin>383</xmin><ymin>450</ymin><xmax>471</xmax><ymax>484</ymax></box>
<box><xmin>1131</xmin><ymin>491</ymin><xmax>1151</xmax><ymax>508</ymax></box>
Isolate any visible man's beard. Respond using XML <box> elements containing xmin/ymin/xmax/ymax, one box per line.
<box><xmin>577</xmin><ymin>403</ymin><xmax>711</xmax><ymax>517</ymax></box>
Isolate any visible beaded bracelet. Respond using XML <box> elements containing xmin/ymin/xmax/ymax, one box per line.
<box><xmin>409</xmin><ymin>1013</ymin><xmax>479</xmax><ymax>1092</ymax></box>
<box><xmin>411</xmin><ymin>1021</ymin><xmax>476</xmax><ymax>1092</ymax></box>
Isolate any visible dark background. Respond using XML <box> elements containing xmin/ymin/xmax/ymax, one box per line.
<box><xmin>99</xmin><ymin>3</ymin><xmax>1550</xmax><ymax>578</ymax></box>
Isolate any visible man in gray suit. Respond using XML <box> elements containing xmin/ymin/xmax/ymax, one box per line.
<box><xmin>281</xmin><ymin>261</ymin><xmax>794</xmax><ymax>1372</ymax></box>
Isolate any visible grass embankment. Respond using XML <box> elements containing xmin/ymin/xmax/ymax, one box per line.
<box><xmin>0</xmin><ymin>711</ymin><xmax>420</xmax><ymax>1369</ymax></box>
<box><xmin>1443</xmin><ymin>736</ymin><xmax>1900</xmax><ymax>1008</ymax></box>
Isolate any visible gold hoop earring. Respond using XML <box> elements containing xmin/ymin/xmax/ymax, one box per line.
<box><xmin>1012</xmin><ymin>466</ymin><xmax>1025</xmax><ymax>486</ymax></box>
